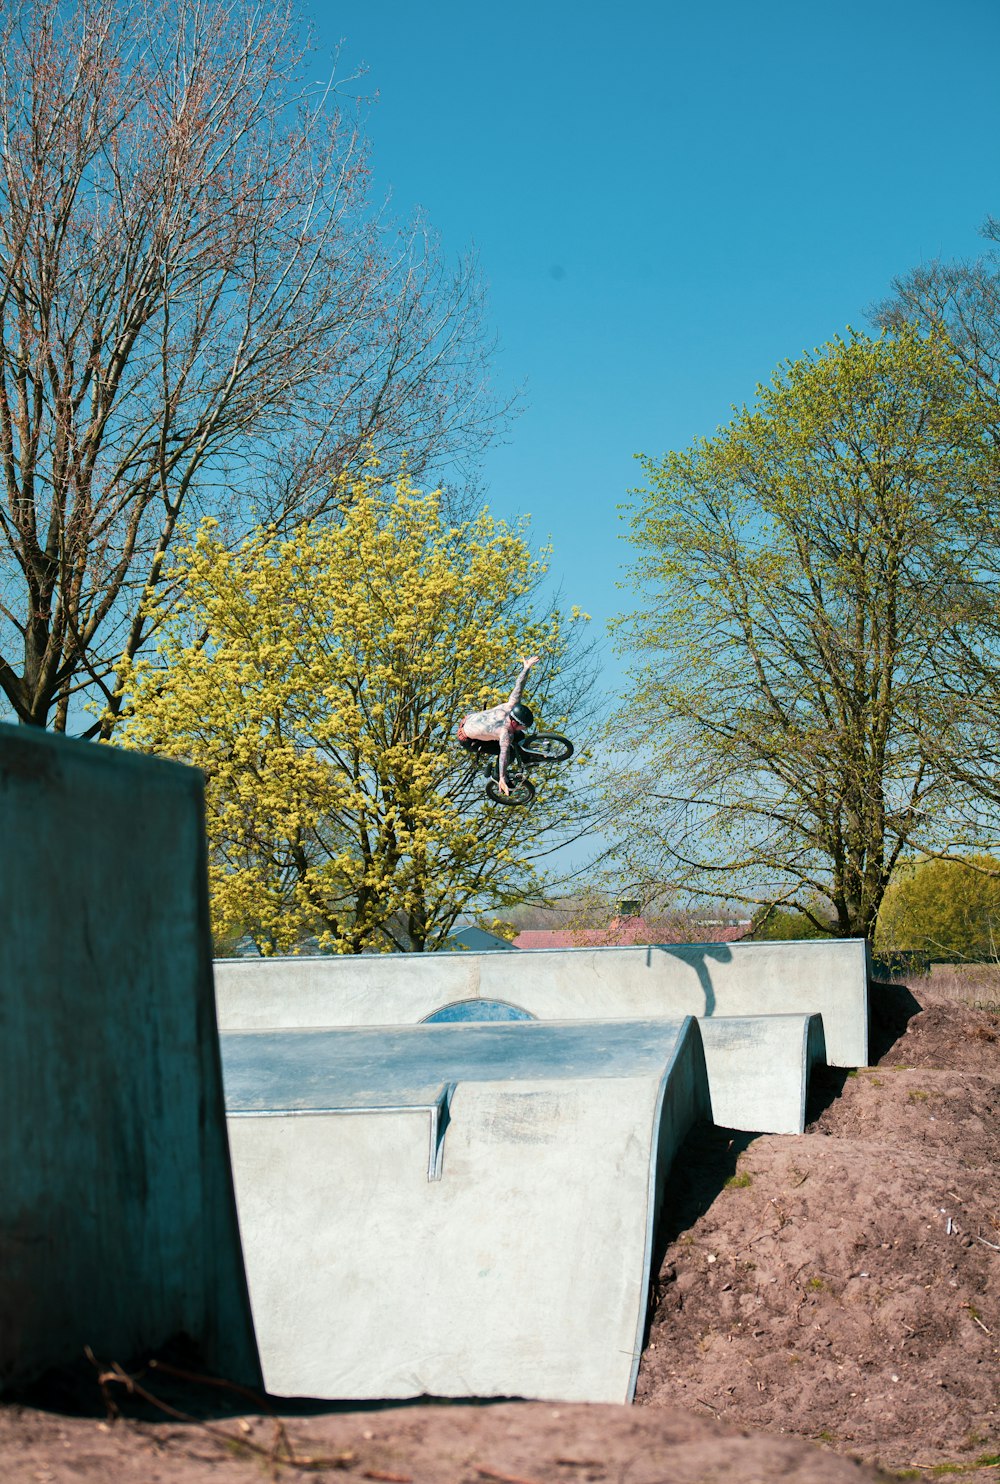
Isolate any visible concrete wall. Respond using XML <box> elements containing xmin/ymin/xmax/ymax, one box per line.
<box><xmin>215</xmin><ymin>939</ymin><xmax>870</xmax><ymax>1066</ymax></box>
<box><xmin>222</xmin><ymin>1018</ymin><xmax>711</xmax><ymax>1403</ymax></box>
<box><xmin>0</xmin><ymin>725</ymin><xmax>259</xmax><ymax>1390</ymax></box>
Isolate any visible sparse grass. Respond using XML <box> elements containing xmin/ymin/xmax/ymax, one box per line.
<box><xmin>725</xmin><ymin>1170</ymin><xmax>752</xmax><ymax>1189</ymax></box>
<box><xmin>896</xmin><ymin>1457</ymin><xmax>1000</xmax><ymax>1478</ymax></box>
<box><xmin>908</xmin><ymin>1089</ymin><xmax>930</xmax><ymax>1102</ymax></box>
<box><xmin>926</xmin><ymin>964</ymin><xmax>1000</xmax><ymax>1013</ymax></box>
<box><xmin>926</xmin><ymin>1461</ymin><xmax>1000</xmax><ymax>1476</ymax></box>
<box><xmin>807</xmin><ymin>1276</ymin><xmax>826</xmax><ymax>1291</ymax></box>
<box><xmin>961</xmin><ymin>1431</ymin><xmax>992</xmax><ymax>1450</ymax></box>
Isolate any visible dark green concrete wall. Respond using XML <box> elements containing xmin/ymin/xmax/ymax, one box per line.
<box><xmin>0</xmin><ymin>725</ymin><xmax>260</xmax><ymax>1389</ymax></box>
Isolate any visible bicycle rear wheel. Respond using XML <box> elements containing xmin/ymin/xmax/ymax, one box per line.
<box><xmin>517</xmin><ymin>733</ymin><xmax>573</xmax><ymax>764</ymax></box>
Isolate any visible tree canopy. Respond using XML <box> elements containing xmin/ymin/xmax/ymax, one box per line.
<box><xmin>115</xmin><ymin>469</ymin><xmax>593</xmax><ymax>953</ymax></box>
<box><xmin>0</xmin><ymin>0</ymin><xmax>504</xmax><ymax>732</ymax></box>
<box><xmin>610</xmin><ymin>328</ymin><xmax>1000</xmax><ymax>938</ymax></box>
<box><xmin>877</xmin><ymin>216</ymin><xmax>1000</xmax><ymax>437</ymax></box>
<box><xmin>876</xmin><ymin>222</ymin><xmax>1000</xmax><ymax>838</ymax></box>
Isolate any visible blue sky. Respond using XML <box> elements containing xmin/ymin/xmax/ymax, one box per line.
<box><xmin>309</xmin><ymin>0</ymin><xmax>999</xmax><ymax>705</ymax></box>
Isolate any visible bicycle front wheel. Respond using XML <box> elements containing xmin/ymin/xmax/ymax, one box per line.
<box><xmin>485</xmin><ymin>775</ymin><xmax>536</xmax><ymax>806</ymax></box>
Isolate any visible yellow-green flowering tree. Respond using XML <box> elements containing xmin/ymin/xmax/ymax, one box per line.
<box><xmin>876</xmin><ymin>855</ymin><xmax>1000</xmax><ymax>962</ymax></box>
<box><xmin>116</xmin><ymin>470</ymin><xmax>592</xmax><ymax>953</ymax></box>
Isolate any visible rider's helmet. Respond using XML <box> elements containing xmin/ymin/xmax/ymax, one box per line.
<box><xmin>509</xmin><ymin>703</ymin><xmax>534</xmax><ymax>732</ymax></box>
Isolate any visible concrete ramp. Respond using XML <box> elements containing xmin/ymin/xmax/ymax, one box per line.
<box><xmin>214</xmin><ymin>939</ymin><xmax>869</xmax><ymax>1066</ymax></box>
<box><xmin>700</xmin><ymin>1014</ymin><xmax>827</xmax><ymax>1133</ymax></box>
<box><xmin>221</xmin><ymin>1018</ymin><xmax>711</xmax><ymax>1403</ymax></box>
<box><xmin>0</xmin><ymin>724</ymin><xmax>259</xmax><ymax>1390</ymax></box>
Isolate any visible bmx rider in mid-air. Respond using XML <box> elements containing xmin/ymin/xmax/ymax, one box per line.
<box><xmin>457</xmin><ymin>654</ymin><xmax>539</xmax><ymax>795</ymax></box>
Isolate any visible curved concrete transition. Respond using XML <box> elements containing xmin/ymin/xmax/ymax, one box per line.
<box><xmin>699</xmin><ymin>1013</ymin><xmax>827</xmax><ymax>1134</ymax></box>
<box><xmin>423</xmin><ymin>997</ymin><xmax>536</xmax><ymax>1022</ymax></box>
<box><xmin>221</xmin><ymin>1018</ymin><xmax>711</xmax><ymax>1403</ymax></box>
<box><xmin>0</xmin><ymin>724</ymin><xmax>259</xmax><ymax>1391</ymax></box>
<box><xmin>214</xmin><ymin>938</ymin><xmax>870</xmax><ymax>1066</ymax></box>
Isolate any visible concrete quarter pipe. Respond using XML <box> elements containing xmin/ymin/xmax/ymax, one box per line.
<box><xmin>221</xmin><ymin>1018</ymin><xmax>712</xmax><ymax>1403</ymax></box>
<box><xmin>0</xmin><ymin>724</ymin><xmax>259</xmax><ymax>1389</ymax></box>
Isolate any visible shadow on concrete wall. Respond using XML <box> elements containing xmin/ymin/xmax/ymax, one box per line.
<box><xmin>0</xmin><ymin>725</ymin><xmax>259</xmax><ymax>1395</ymax></box>
<box><xmin>648</xmin><ymin>943</ymin><xmax>735</xmax><ymax>1016</ymax></box>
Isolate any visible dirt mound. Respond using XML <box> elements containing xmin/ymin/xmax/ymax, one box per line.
<box><xmin>637</xmin><ymin>982</ymin><xmax>1000</xmax><ymax>1479</ymax></box>
<box><xmin>2</xmin><ymin>979</ymin><xmax>996</xmax><ymax>1482</ymax></box>
<box><xmin>0</xmin><ymin>1391</ymin><xmax>893</xmax><ymax>1484</ymax></box>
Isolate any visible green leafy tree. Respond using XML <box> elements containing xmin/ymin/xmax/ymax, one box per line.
<box><xmin>115</xmin><ymin>469</ymin><xmax>594</xmax><ymax>953</ymax></box>
<box><xmin>877</xmin><ymin>227</ymin><xmax>1000</xmax><ymax>832</ymax></box>
<box><xmin>610</xmin><ymin>329</ymin><xmax>1000</xmax><ymax>939</ymax></box>
<box><xmin>876</xmin><ymin>855</ymin><xmax>1000</xmax><ymax>962</ymax></box>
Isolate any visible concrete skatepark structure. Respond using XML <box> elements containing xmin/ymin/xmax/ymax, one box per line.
<box><xmin>215</xmin><ymin>942</ymin><xmax>869</xmax><ymax>1401</ymax></box>
<box><xmin>0</xmin><ymin>722</ymin><xmax>871</xmax><ymax>1407</ymax></box>
<box><xmin>215</xmin><ymin>940</ymin><xmax>867</xmax><ymax>1135</ymax></box>
<box><xmin>214</xmin><ymin>938</ymin><xmax>870</xmax><ymax>1068</ymax></box>
<box><xmin>0</xmin><ymin>724</ymin><xmax>260</xmax><ymax>1390</ymax></box>
<box><xmin>221</xmin><ymin>1018</ymin><xmax>711</xmax><ymax>1402</ymax></box>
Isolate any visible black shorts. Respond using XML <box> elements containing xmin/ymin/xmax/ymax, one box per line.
<box><xmin>458</xmin><ymin>734</ymin><xmax>500</xmax><ymax>756</ymax></box>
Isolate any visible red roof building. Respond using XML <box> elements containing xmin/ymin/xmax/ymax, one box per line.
<box><xmin>513</xmin><ymin>918</ymin><xmax>750</xmax><ymax>950</ymax></box>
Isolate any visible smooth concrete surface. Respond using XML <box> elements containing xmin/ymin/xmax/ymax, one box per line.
<box><xmin>221</xmin><ymin>1018</ymin><xmax>711</xmax><ymax>1403</ymax></box>
<box><xmin>214</xmin><ymin>938</ymin><xmax>870</xmax><ymax>1066</ymax></box>
<box><xmin>0</xmin><ymin>725</ymin><xmax>260</xmax><ymax>1391</ymax></box>
<box><xmin>699</xmin><ymin>1014</ymin><xmax>827</xmax><ymax>1134</ymax></box>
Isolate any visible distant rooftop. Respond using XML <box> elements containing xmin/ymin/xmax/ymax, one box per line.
<box><xmin>513</xmin><ymin>917</ymin><xmax>751</xmax><ymax>950</ymax></box>
<box><xmin>444</xmin><ymin>925</ymin><xmax>518</xmax><ymax>952</ymax></box>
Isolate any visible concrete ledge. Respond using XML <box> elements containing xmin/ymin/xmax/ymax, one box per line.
<box><xmin>214</xmin><ymin>939</ymin><xmax>870</xmax><ymax>1066</ymax></box>
<box><xmin>0</xmin><ymin>725</ymin><xmax>259</xmax><ymax>1390</ymax></box>
<box><xmin>221</xmin><ymin>1018</ymin><xmax>711</xmax><ymax>1403</ymax></box>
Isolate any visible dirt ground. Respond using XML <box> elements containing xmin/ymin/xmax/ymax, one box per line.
<box><xmin>2</xmin><ymin>977</ymin><xmax>997</xmax><ymax>1483</ymax></box>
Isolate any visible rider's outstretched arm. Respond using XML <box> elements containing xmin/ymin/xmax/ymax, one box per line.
<box><xmin>497</xmin><ymin>726</ymin><xmax>513</xmax><ymax>791</ymax></box>
<box><xmin>506</xmin><ymin>654</ymin><xmax>539</xmax><ymax>707</ymax></box>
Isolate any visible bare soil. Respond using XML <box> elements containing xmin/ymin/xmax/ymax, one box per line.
<box><xmin>3</xmin><ymin>978</ymin><xmax>997</xmax><ymax>1483</ymax></box>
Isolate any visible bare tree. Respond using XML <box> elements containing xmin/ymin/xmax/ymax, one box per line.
<box><xmin>0</xmin><ymin>0</ymin><xmax>506</xmax><ymax>731</ymax></box>
<box><xmin>875</xmin><ymin>218</ymin><xmax>1000</xmax><ymax>429</ymax></box>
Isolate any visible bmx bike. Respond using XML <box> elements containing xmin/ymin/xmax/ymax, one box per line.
<box><xmin>462</xmin><ymin>731</ymin><xmax>574</xmax><ymax>806</ymax></box>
